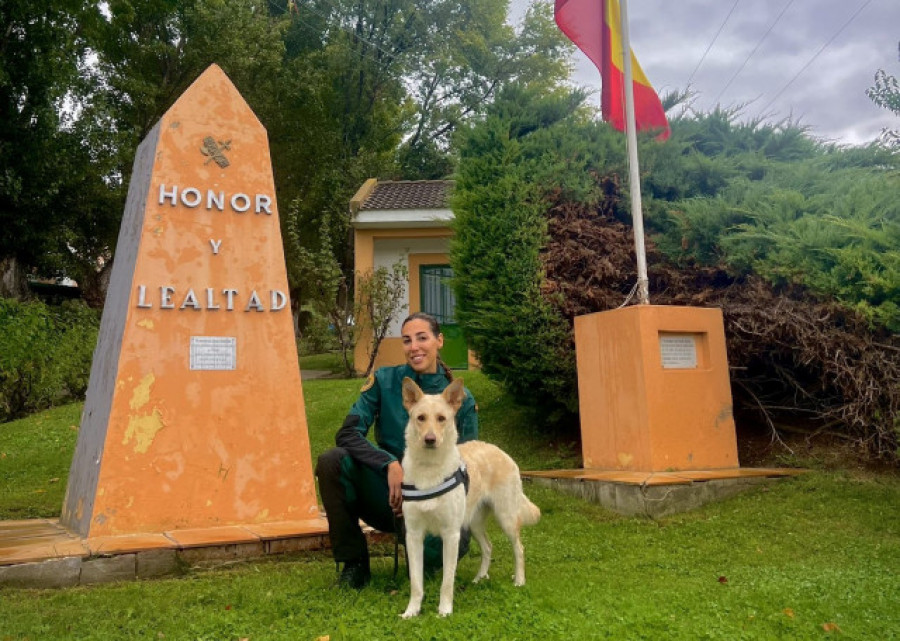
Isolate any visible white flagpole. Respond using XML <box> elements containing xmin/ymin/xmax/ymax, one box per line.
<box><xmin>618</xmin><ymin>0</ymin><xmax>650</xmax><ymax>305</ymax></box>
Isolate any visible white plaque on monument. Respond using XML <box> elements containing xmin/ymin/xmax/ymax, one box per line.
<box><xmin>190</xmin><ymin>336</ymin><xmax>237</xmax><ymax>370</ymax></box>
<box><xmin>659</xmin><ymin>334</ymin><xmax>698</xmax><ymax>369</ymax></box>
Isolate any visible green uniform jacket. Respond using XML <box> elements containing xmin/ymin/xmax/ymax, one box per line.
<box><xmin>336</xmin><ymin>364</ymin><xmax>478</xmax><ymax>472</ymax></box>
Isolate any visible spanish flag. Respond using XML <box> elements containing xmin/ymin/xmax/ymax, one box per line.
<box><xmin>555</xmin><ymin>0</ymin><xmax>670</xmax><ymax>140</ymax></box>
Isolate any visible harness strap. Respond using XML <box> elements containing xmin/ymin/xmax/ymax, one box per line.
<box><xmin>401</xmin><ymin>463</ymin><xmax>469</xmax><ymax>501</ymax></box>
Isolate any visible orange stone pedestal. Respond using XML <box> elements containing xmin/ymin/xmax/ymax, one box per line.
<box><xmin>574</xmin><ymin>305</ymin><xmax>739</xmax><ymax>472</ymax></box>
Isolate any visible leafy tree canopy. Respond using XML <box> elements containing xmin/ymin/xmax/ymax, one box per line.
<box><xmin>0</xmin><ymin>0</ymin><xmax>103</xmax><ymax>281</ymax></box>
<box><xmin>2</xmin><ymin>0</ymin><xmax>571</xmax><ymax>307</ymax></box>
<box><xmin>866</xmin><ymin>66</ymin><xmax>900</xmax><ymax>147</ymax></box>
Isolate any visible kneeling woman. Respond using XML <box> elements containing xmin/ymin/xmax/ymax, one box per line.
<box><xmin>315</xmin><ymin>312</ymin><xmax>478</xmax><ymax>588</ymax></box>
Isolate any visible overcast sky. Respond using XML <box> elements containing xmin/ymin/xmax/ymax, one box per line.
<box><xmin>509</xmin><ymin>0</ymin><xmax>900</xmax><ymax>145</ymax></box>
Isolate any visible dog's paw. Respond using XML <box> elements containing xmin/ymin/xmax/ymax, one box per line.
<box><xmin>438</xmin><ymin>606</ymin><xmax>453</xmax><ymax>617</ymax></box>
<box><xmin>513</xmin><ymin>577</ymin><xmax>525</xmax><ymax>587</ymax></box>
<box><xmin>472</xmin><ymin>573</ymin><xmax>489</xmax><ymax>583</ymax></box>
<box><xmin>400</xmin><ymin>608</ymin><xmax>420</xmax><ymax>619</ymax></box>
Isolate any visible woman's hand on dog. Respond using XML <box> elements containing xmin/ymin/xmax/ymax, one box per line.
<box><xmin>387</xmin><ymin>460</ymin><xmax>404</xmax><ymax>516</ymax></box>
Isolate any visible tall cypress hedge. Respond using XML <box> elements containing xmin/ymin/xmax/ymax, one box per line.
<box><xmin>450</xmin><ymin>85</ymin><xmax>625</xmax><ymax>418</ymax></box>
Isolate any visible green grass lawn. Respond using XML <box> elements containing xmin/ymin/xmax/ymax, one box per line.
<box><xmin>298</xmin><ymin>352</ymin><xmax>346</xmax><ymax>375</ymax></box>
<box><xmin>1</xmin><ymin>370</ymin><xmax>899</xmax><ymax>640</ymax></box>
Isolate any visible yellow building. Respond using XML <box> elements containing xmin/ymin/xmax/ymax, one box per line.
<box><xmin>350</xmin><ymin>179</ymin><xmax>474</xmax><ymax>375</ymax></box>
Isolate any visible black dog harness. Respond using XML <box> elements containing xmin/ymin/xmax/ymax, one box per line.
<box><xmin>401</xmin><ymin>463</ymin><xmax>469</xmax><ymax>501</ymax></box>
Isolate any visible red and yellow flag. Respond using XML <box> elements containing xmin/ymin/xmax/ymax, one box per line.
<box><xmin>555</xmin><ymin>0</ymin><xmax>670</xmax><ymax>140</ymax></box>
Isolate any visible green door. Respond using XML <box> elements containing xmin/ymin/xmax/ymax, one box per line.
<box><xmin>419</xmin><ymin>264</ymin><xmax>467</xmax><ymax>370</ymax></box>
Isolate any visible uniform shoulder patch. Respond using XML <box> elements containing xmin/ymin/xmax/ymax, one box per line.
<box><xmin>360</xmin><ymin>374</ymin><xmax>375</xmax><ymax>392</ymax></box>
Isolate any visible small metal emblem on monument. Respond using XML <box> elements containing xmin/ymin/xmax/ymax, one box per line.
<box><xmin>200</xmin><ymin>136</ymin><xmax>231</xmax><ymax>167</ymax></box>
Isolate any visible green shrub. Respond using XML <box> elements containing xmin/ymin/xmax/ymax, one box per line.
<box><xmin>0</xmin><ymin>297</ymin><xmax>98</xmax><ymax>421</ymax></box>
<box><xmin>297</xmin><ymin>306</ymin><xmax>337</xmax><ymax>356</ymax></box>
<box><xmin>661</xmin><ymin>156</ymin><xmax>900</xmax><ymax>331</ymax></box>
<box><xmin>52</xmin><ymin>300</ymin><xmax>100</xmax><ymax>398</ymax></box>
<box><xmin>0</xmin><ymin>298</ymin><xmax>57</xmax><ymax>420</ymax></box>
<box><xmin>451</xmin><ymin>85</ymin><xmax>622</xmax><ymax>419</ymax></box>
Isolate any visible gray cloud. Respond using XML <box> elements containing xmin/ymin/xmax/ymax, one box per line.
<box><xmin>510</xmin><ymin>0</ymin><xmax>899</xmax><ymax>144</ymax></box>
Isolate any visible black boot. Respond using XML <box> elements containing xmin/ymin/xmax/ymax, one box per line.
<box><xmin>338</xmin><ymin>558</ymin><xmax>371</xmax><ymax>589</ymax></box>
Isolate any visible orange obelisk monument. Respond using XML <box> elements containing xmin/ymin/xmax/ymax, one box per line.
<box><xmin>61</xmin><ymin>65</ymin><xmax>319</xmax><ymax>538</ymax></box>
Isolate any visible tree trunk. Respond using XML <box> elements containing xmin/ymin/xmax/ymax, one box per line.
<box><xmin>0</xmin><ymin>256</ymin><xmax>29</xmax><ymax>300</ymax></box>
<box><xmin>78</xmin><ymin>258</ymin><xmax>113</xmax><ymax>309</ymax></box>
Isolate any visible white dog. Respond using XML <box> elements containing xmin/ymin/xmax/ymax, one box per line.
<box><xmin>399</xmin><ymin>377</ymin><xmax>541</xmax><ymax>618</ymax></box>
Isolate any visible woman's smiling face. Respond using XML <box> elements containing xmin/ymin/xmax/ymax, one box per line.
<box><xmin>401</xmin><ymin>318</ymin><xmax>444</xmax><ymax>374</ymax></box>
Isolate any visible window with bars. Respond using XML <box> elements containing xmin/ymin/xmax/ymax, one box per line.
<box><xmin>420</xmin><ymin>265</ymin><xmax>456</xmax><ymax>325</ymax></box>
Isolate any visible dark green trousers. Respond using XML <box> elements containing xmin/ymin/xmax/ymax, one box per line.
<box><xmin>316</xmin><ymin>447</ymin><xmax>466</xmax><ymax>569</ymax></box>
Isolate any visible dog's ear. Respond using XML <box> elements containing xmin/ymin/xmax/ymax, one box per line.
<box><xmin>402</xmin><ymin>377</ymin><xmax>423</xmax><ymax>410</ymax></box>
<box><xmin>441</xmin><ymin>378</ymin><xmax>465</xmax><ymax>412</ymax></box>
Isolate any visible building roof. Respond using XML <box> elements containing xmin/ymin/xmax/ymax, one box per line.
<box><xmin>350</xmin><ymin>179</ymin><xmax>455</xmax><ymax>229</ymax></box>
<box><xmin>359</xmin><ymin>180</ymin><xmax>452</xmax><ymax>211</ymax></box>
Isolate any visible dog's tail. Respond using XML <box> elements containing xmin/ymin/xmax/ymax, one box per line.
<box><xmin>518</xmin><ymin>495</ymin><xmax>541</xmax><ymax>527</ymax></box>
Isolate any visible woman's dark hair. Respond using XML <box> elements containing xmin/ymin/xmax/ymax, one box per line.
<box><xmin>400</xmin><ymin>312</ymin><xmax>454</xmax><ymax>381</ymax></box>
<box><xmin>401</xmin><ymin>312</ymin><xmax>440</xmax><ymax>335</ymax></box>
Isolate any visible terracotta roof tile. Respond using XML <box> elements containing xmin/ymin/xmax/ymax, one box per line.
<box><xmin>361</xmin><ymin>180</ymin><xmax>452</xmax><ymax>210</ymax></box>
